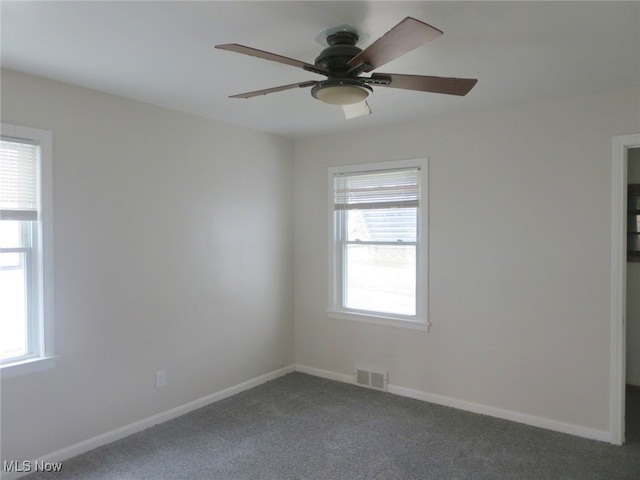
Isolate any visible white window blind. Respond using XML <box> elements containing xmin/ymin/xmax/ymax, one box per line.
<box><xmin>334</xmin><ymin>168</ymin><xmax>420</xmax><ymax>211</ymax></box>
<box><xmin>0</xmin><ymin>139</ymin><xmax>39</xmax><ymax>221</ymax></box>
<box><xmin>334</xmin><ymin>168</ymin><xmax>420</xmax><ymax>245</ymax></box>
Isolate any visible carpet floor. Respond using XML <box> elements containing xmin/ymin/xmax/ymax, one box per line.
<box><xmin>23</xmin><ymin>372</ymin><xmax>640</xmax><ymax>479</ymax></box>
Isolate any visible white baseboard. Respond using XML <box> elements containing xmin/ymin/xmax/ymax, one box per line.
<box><xmin>294</xmin><ymin>364</ymin><xmax>612</xmax><ymax>444</ymax></box>
<box><xmin>2</xmin><ymin>365</ymin><xmax>295</xmax><ymax>480</ymax></box>
<box><xmin>294</xmin><ymin>364</ymin><xmax>353</xmax><ymax>384</ymax></box>
<box><xmin>387</xmin><ymin>384</ymin><xmax>611</xmax><ymax>443</ymax></box>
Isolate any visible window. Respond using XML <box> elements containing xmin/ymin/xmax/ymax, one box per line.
<box><xmin>1</xmin><ymin>124</ymin><xmax>55</xmax><ymax>378</ymax></box>
<box><xmin>328</xmin><ymin>158</ymin><xmax>429</xmax><ymax>330</ymax></box>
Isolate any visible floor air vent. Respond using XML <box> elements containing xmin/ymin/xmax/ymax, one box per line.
<box><xmin>355</xmin><ymin>368</ymin><xmax>388</xmax><ymax>391</ymax></box>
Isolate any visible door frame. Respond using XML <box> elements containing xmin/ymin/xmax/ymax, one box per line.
<box><xmin>611</xmin><ymin>133</ymin><xmax>640</xmax><ymax>445</ymax></box>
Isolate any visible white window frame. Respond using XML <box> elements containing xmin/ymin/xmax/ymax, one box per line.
<box><xmin>0</xmin><ymin>123</ymin><xmax>56</xmax><ymax>379</ymax></box>
<box><xmin>327</xmin><ymin>158</ymin><xmax>429</xmax><ymax>331</ymax></box>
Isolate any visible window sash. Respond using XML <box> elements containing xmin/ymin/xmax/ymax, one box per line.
<box><xmin>341</xmin><ymin>242</ymin><xmax>417</xmax><ymax>316</ymax></box>
<box><xmin>344</xmin><ymin>206</ymin><xmax>417</xmax><ymax>243</ymax></box>
<box><xmin>0</xmin><ymin>246</ymin><xmax>37</xmax><ymax>364</ymax></box>
<box><xmin>335</xmin><ymin>210</ymin><xmax>419</xmax><ymax>317</ymax></box>
<box><xmin>0</xmin><ymin>216</ymin><xmax>39</xmax><ymax>365</ymax></box>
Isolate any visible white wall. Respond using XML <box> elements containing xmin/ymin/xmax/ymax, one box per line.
<box><xmin>293</xmin><ymin>87</ymin><xmax>640</xmax><ymax>435</ymax></box>
<box><xmin>627</xmin><ymin>148</ymin><xmax>640</xmax><ymax>386</ymax></box>
<box><xmin>2</xmin><ymin>65</ymin><xmax>638</xmax><ymax>464</ymax></box>
<box><xmin>0</xmin><ymin>69</ymin><xmax>294</xmax><ymax>462</ymax></box>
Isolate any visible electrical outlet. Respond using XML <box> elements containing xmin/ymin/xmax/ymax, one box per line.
<box><xmin>155</xmin><ymin>370</ymin><xmax>166</xmax><ymax>388</ymax></box>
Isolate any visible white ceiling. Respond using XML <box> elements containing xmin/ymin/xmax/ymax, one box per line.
<box><xmin>1</xmin><ymin>1</ymin><xmax>639</xmax><ymax>139</ymax></box>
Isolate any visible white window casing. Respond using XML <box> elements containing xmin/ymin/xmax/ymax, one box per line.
<box><xmin>328</xmin><ymin>158</ymin><xmax>429</xmax><ymax>331</ymax></box>
<box><xmin>0</xmin><ymin>123</ymin><xmax>55</xmax><ymax>379</ymax></box>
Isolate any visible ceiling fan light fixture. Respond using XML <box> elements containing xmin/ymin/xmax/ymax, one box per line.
<box><xmin>311</xmin><ymin>79</ymin><xmax>372</xmax><ymax>106</ymax></box>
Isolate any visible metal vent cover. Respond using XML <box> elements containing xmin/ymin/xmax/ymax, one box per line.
<box><xmin>355</xmin><ymin>367</ymin><xmax>388</xmax><ymax>391</ymax></box>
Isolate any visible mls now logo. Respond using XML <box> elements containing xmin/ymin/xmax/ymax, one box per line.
<box><xmin>3</xmin><ymin>460</ymin><xmax>63</xmax><ymax>473</ymax></box>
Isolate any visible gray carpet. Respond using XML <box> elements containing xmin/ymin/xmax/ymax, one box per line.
<box><xmin>23</xmin><ymin>373</ymin><xmax>640</xmax><ymax>479</ymax></box>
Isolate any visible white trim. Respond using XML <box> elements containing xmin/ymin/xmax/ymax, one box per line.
<box><xmin>387</xmin><ymin>384</ymin><xmax>611</xmax><ymax>443</ymax></box>
<box><xmin>295</xmin><ymin>364</ymin><xmax>612</xmax><ymax>443</ymax></box>
<box><xmin>295</xmin><ymin>364</ymin><xmax>354</xmax><ymax>384</ymax></box>
<box><xmin>2</xmin><ymin>365</ymin><xmax>295</xmax><ymax>480</ymax></box>
<box><xmin>611</xmin><ymin>133</ymin><xmax>640</xmax><ymax>445</ymax></box>
<box><xmin>38</xmin><ymin>125</ymin><xmax>55</xmax><ymax>362</ymax></box>
<box><xmin>327</xmin><ymin>309</ymin><xmax>430</xmax><ymax>331</ymax></box>
<box><xmin>0</xmin><ymin>356</ymin><xmax>57</xmax><ymax>380</ymax></box>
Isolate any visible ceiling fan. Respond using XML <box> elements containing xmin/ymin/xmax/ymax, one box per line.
<box><xmin>215</xmin><ymin>17</ymin><xmax>477</xmax><ymax>119</ymax></box>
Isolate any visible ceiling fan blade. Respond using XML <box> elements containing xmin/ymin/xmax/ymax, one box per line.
<box><xmin>347</xmin><ymin>17</ymin><xmax>443</xmax><ymax>72</ymax></box>
<box><xmin>216</xmin><ymin>44</ymin><xmax>328</xmax><ymax>76</ymax></box>
<box><xmin>342</xmin><ymin>101</ymin><xmax>371</xmax><ymax>119</ymax></box>
<box><xmin>229</xmin><ymin>81</ymin><xmax>317</xmax><ymax>99</ymax></box>
<box><xmin>368</xmin><ymin>73</ymin><xmax>477</xmax><ymax>96</ymax></box>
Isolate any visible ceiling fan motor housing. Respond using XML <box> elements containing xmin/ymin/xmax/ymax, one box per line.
<box><xmin>314</xmin><ymin>31</ymin><xmax>362</xmax><ymax>73</ymax></box>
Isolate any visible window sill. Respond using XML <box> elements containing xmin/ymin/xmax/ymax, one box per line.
<box><xmin>0</xmin><ymin>356</ymin><xmax>57</xmax><ymax>380</ymax></box>
<box><xmin>327</xmin><ymin>309</ymin><xmax>430</xmax><ymax>331</ymax></box>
